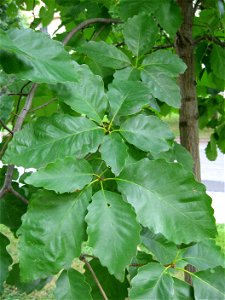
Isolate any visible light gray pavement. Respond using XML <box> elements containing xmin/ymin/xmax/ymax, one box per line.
<box><xmin>200</xmin><ymin>142</ymin><xmax>225</xmax><ymax>224</ymax></box>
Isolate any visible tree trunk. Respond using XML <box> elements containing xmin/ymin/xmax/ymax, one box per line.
<box><xmin>175</xmin><ymin>0</ymin><xmax>200</xmax><ymax>284</ymax></box>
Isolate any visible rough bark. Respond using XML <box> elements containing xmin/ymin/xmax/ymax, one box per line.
<box><xmin>175</xmin><ymin>0</ymin><xmax>199</xmax><ymax>284</ymax></box>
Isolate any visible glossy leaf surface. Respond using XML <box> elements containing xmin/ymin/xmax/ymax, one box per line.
<box><xmin>55</xmin><ymin>269</ymin><xmax>92</xmax><ymax>300</ymax></box>
<box><xmin>3</xmin><ymin>114</ymin><xmax>104</xmax><ymax>168</ymax></box>
<box><xmin>123</xmin><ymin>13</ymin><xmax>158</xmax><ymax>57</ymax></box>
<box><xmin>18</xmin><ymin>189</ymin><xmax>91</xmax><ymax>281</ymax></box>
<box><xmin>78</xmin><ymin>41</ymin><xmax>131</xmax><ymax>69</ymax></box>
<box><xmin>120</xmin><ymin>114</ymin><xmax>174</xmax><ymax>154</ymax></box>
<box><xmin>0</xmin><ymin>29</ymin><xmax>78</xmax><ymax>83</ymax></box>
<box><xmin>55</xmin><ymin>65</ymin><xmax>107</xmax><ymax>123</ymax></box>
<box><xmin>130</xmin><ymin>263</ymin><xmax>174</xmax><ymax>300</ymax></box>
<box><xmin>100</xmin><ymin>133</ymin><xmax>128</xmax><ymax>175</ymax></box>
<box><xmin>192</xmin><ymin>267</ymin><xmax>225</xmax><ymax>300</ymax></box>
<box><xmin>86</xmin><ymin>190</ymin><xmax>140</xmax><ymax>280</ymax></box>
<box><xmin>117</xmin><ymin>159</ymin><xmax>216</xmax><ymax>244</ymax></box>
<box><xmin>108</xmin><ymin>80</ymin><xmax>151</xmax><ymax>118</ymax></box>
<box><xmin>25</xmin><ymin>157</ymin><xmax>93</xmax><ymax>193</ymax></box>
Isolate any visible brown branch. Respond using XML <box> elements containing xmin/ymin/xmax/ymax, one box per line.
<box><xmin>0</xmin><ymin>119</ymin><xmax>13</xmax><ymax>135</ymax></box>
<box><xmin>0</xmin><ymin>83</ymin><xmax>38</xmax><ymax>203</ymax></box>
<box><xmin>80</xmin><ymin>255</ymin><xmax>109</xmax><ymax>300</ymax></box>
<box><xmin>9</xmin><ymin>188</ymin><xmax>29</xmax><ymax>205</ymax></box>
<box><xmin>29</xmin><ymin>98</ymin><xmax>57</xmax><ymax>113</ymax></box>
<box><xmin>63</xmin><ymin>18</ymin><xmax>122</xmax><ymax>45</ymax></box>
<box><xmin>153</xmin><ymin>44</ymin><xmax>174</xmax><ymax>50</ymax></box>
<box><xmin>12</xmin><ymin>81</ymin><xmax>31</xmax><ymax>126</ymax></box>
<box><xmin>8</xmin><ymin>93</ymin><xmax>28</xmax><ymax>96</ymax></box>
<box><xmin>194</xmin><ymin>35</ymin><xmax>225</xmax><ymax>47</ymax></box>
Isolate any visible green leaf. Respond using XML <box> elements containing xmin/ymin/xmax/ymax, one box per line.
<box><xmin>78</xmin><ymin>41</ymin><xmax>131</xmax><ymax>69</ymax></box>
<box><xmin>100</xmin><ymin>133</ymin><xmax>128</xmax><ymax>176</ymax></box>
<box><xmin>130</xmin><ymin>262</ymin><xmax>174</xmax><ymax>300</ymax></box>
<box><xmin>0</xmin><ymin>29</ymin><xmax>78</xmax><ymax>83</ymax></box>
<box><xmin>182</xmin><ymin>239</ymin><xmax>225</xmax><ymax>270</ymax></box>
<box><xmin>108</xmin><ymin>80</ymin><xmax>151</xmax><ymax>119</ymax></box>
<box><xmin>141</xmin><ymin>50</ymin><xmax>186</xmax><ymax>108</ymax></box>
<box><xmin>6</xmin><ymin>264</ymin><xmax>51</xmax><ymax>294</ymax></box>
<box><xmin>173</xmin><ymin>142</ymin><xmax>194</xmax><ymax>172</ymax></box>
<box><xmin>206</xmin><ymin>134</ymin><xmax>218</xmax><ymax>161</ymax></box>
<box><xmin>120</xmin><ymin>114</ymin><xmax>174</xmax><ymax>154</ymax></box>
<box><xmin>119</xmin><ymin>0</ymin><xmax>158</xmax><ymax>19</ymax></box>
<box><xmin>142</xmin><ymin>50</ymin><xmax>186</xmax><ymax>78</ymax></box>
<box><xmin>18</xmin><ymin>189</ymin><xmax>91</xmax><ymax>281</ymax></box>
<box><xmin>117</xmin><ymin>159</ymin><xmax>216</xmax><ymax>244</ymax></box>
<box><xmin>84</xmin><ymin>259</ymin><xmax>129</xmax><ymax>300</ymax></box>
<box><xmin>55</xmin><ymin>269</ymin><xmax>92</xmax><ymax>300</ymax></box>
<box><xmin>0</xmin><ymin>94</ymin><xmax>14</xmax><ymax>125</ymax></box>
<box><xmin>123</xmin><ymin>13</ymin><xmax>158</xmax><ymax>58</ymax></box>
<box><xmin>192</xmin><ymin>267</ymin><xmax>225</xmax><ymax>300</ymax></box>
<box><xmin>210</xmin><ymin>44</ymin><xmax>225</xmax><ymax>80</ymax></box>
<box><xmin>173</xmin><ymin>278</ymin><xmax>194</xmax><ymax>300</ymax></box>
<box><xmin>86</xmin><ymin>190</ymin><xmax>140</xmax><ymax>280</ymax></box>
<box><xmin>0</xmin><ymin>233</ymin><xmax>12</xmax><ymax>294</ymax></box>
<box><xmin>154</xmin><ymin>0</ymin><xmax>182</xmax><ymax>37</ymax></box>
<box><xmin>129</xmin><ymin>251</ymin><xmax>153</xmax><ymax>279</ymax></box>
<box><xmin>141</xmin><ymin>228</ymin><xmax>177</xmax><ymax>265</ymax></box>
<box><xmin>0</xmin><ymin>192</ymin><xmax>27</xmax><ymax>233</ymax></box>
<box><xmin>3</xmin><ymin>114</ymin><xmax>104</xmax><ymax>168</ymax></box>
<box><xmin>25</xmin><ymin>157</ymin><xmax>93</xmax><ymax>194</ymax></box>
<box><xmin>55</xmin><ymin>65</ymin><xmax>107</xmax><ymax>124</ymax></box>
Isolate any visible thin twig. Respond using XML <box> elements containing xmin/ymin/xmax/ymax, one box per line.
<box><xmin>92</xmin><ymin>24</ymin><xmax>107</xmax><ymax>41</ymax></box>
<box><xmin>0</xmin><ymin>84</ymin><xmax>38</xmax><ymax>203</ymax></box>
<box><xmin>9</xmin><ymin>188</ymin><xmax>29</xmax><ymax>205</ymax></box>
<box><xmin>63</xmin><ymin>18</ymin><xmax>122</xmax><ymax>45</ymax></box>
<box><xmin>12</xmin><ymin>81</ymin><xmax>31</xmax><ymax>126</ymax></box>
<box><xmin>29</xmin><ymin>98</ymin><xmax>56</xmax><ymax>113</ymax></box>
<box><xmin>80</xmin><ymin>255</ymin><xmax>109</xmax><ymax>300</ymax></box>
<box><xmin>153</xmin><ymin>44</ymin><xmax>174</xmax><ymax>50</ymax></box>
<box><xmin>0</xmin><ymin>119</ymin><xmax>13</xmax><ymax>135</ymax></box>
<box><xmin>194</xmin><ymin>35</ymin><xmax>225</xmax><ymax>47</ymax></box>
<box><xmin>8</xmin><ymin>93</ymin><xmax>28</xmax><ymax>96</ymax></box>
<box><xmin>0</xmin><ymin>135</ymin><xmax>12</xmax><ymax>159</ymax></box>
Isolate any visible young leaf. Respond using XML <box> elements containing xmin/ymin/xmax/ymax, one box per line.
<box><xmin>84</xmin><ymin>259</ymin><xmax>129</xmax><ymax>300</ymax></box>
<box><xmin>141</xmin><ymin>228</ymin><xmax>178</xmax><ymax>265</ymax></box>
<box><xmin>108</xmin><ymin>80</ymin><xmax>151</xmax><ymax>118</ymax></box>
<box><xmin>120</xmin><ymin>114</ymin><xmax>174</xmax><ymax>154</ymax></box>
<box><xmin>78</xmin><ymin>41</ymin><xmax>131</xmax><ymax>69</ymax></box>
<box><xmin>130</xmin><ymin>262</ymin><xmax>174</xmax><ymax>300</ymax></box>
<box><xmin>123</xmin><ymin>13</ymin><xmax>158</xmax><ymax>58</ymax></box>
<box><xmin>192</xmin><ymin>266</ymin><xmax>225</xmax><ymax>300</ymax></box>
<box><xmin>173</xmin><ymin>278</ymin><xmax>194</xmax><ymax>300</ymax></box>
<box><xmin>119</xmin><ymin>0</ymin><xmax>158</xmax><ymax>19</ymax></box>
<box><xmin>55</xmin><ymin>65</ymin><xmax>107</xmax><ymax>124</ymax></box>
<box><xmin>3</xmin><ymin>114</ymin><xmax>104</xmax><ymax>168</ymax></box>
<box><xmin>100</xmin><ymin>133</ymin><xmax>128</xmax><ymax>176</ymax></box>
<box><xmin>0</xmin><ymin>233</ymin><xmax>13</xmax><ymax>295</ymax></box>
<box><xmin>25</xmin><ymin>157</ymin><xmax>93</xmax><ymax>194</ymax></box>
<box><xmin>86</xmin><ymin>190</ymin><xmax>140</xmax><ymax>280</ymax></box>
<box><xmin>18</xmin><ymin>189</ymin><xmax>91</xmax><ymax>281</ymax></box>
<box><xmin>117</xmin><ymin>159</ymin><xmax>217</xmax><ymax>244</ymax></box>
<box><xmin>55</xmin><ymin>269</ymin><xmax>92</xmax><ymax>300</ymax></box>
<box><xmin>181</xmin><ymin>239</ymin><xmax>225</xmax><ymax>270</ymax></box>
<box><xmin>0</xmin><ymin>28</ymin><xmax>79</xmax><ymax>83</ymax></box>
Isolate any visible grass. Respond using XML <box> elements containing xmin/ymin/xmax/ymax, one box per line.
<box><xmin>1</xmin><ymin>223</ymin><xmax>225</xmax><ymax>299</ymax></box>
